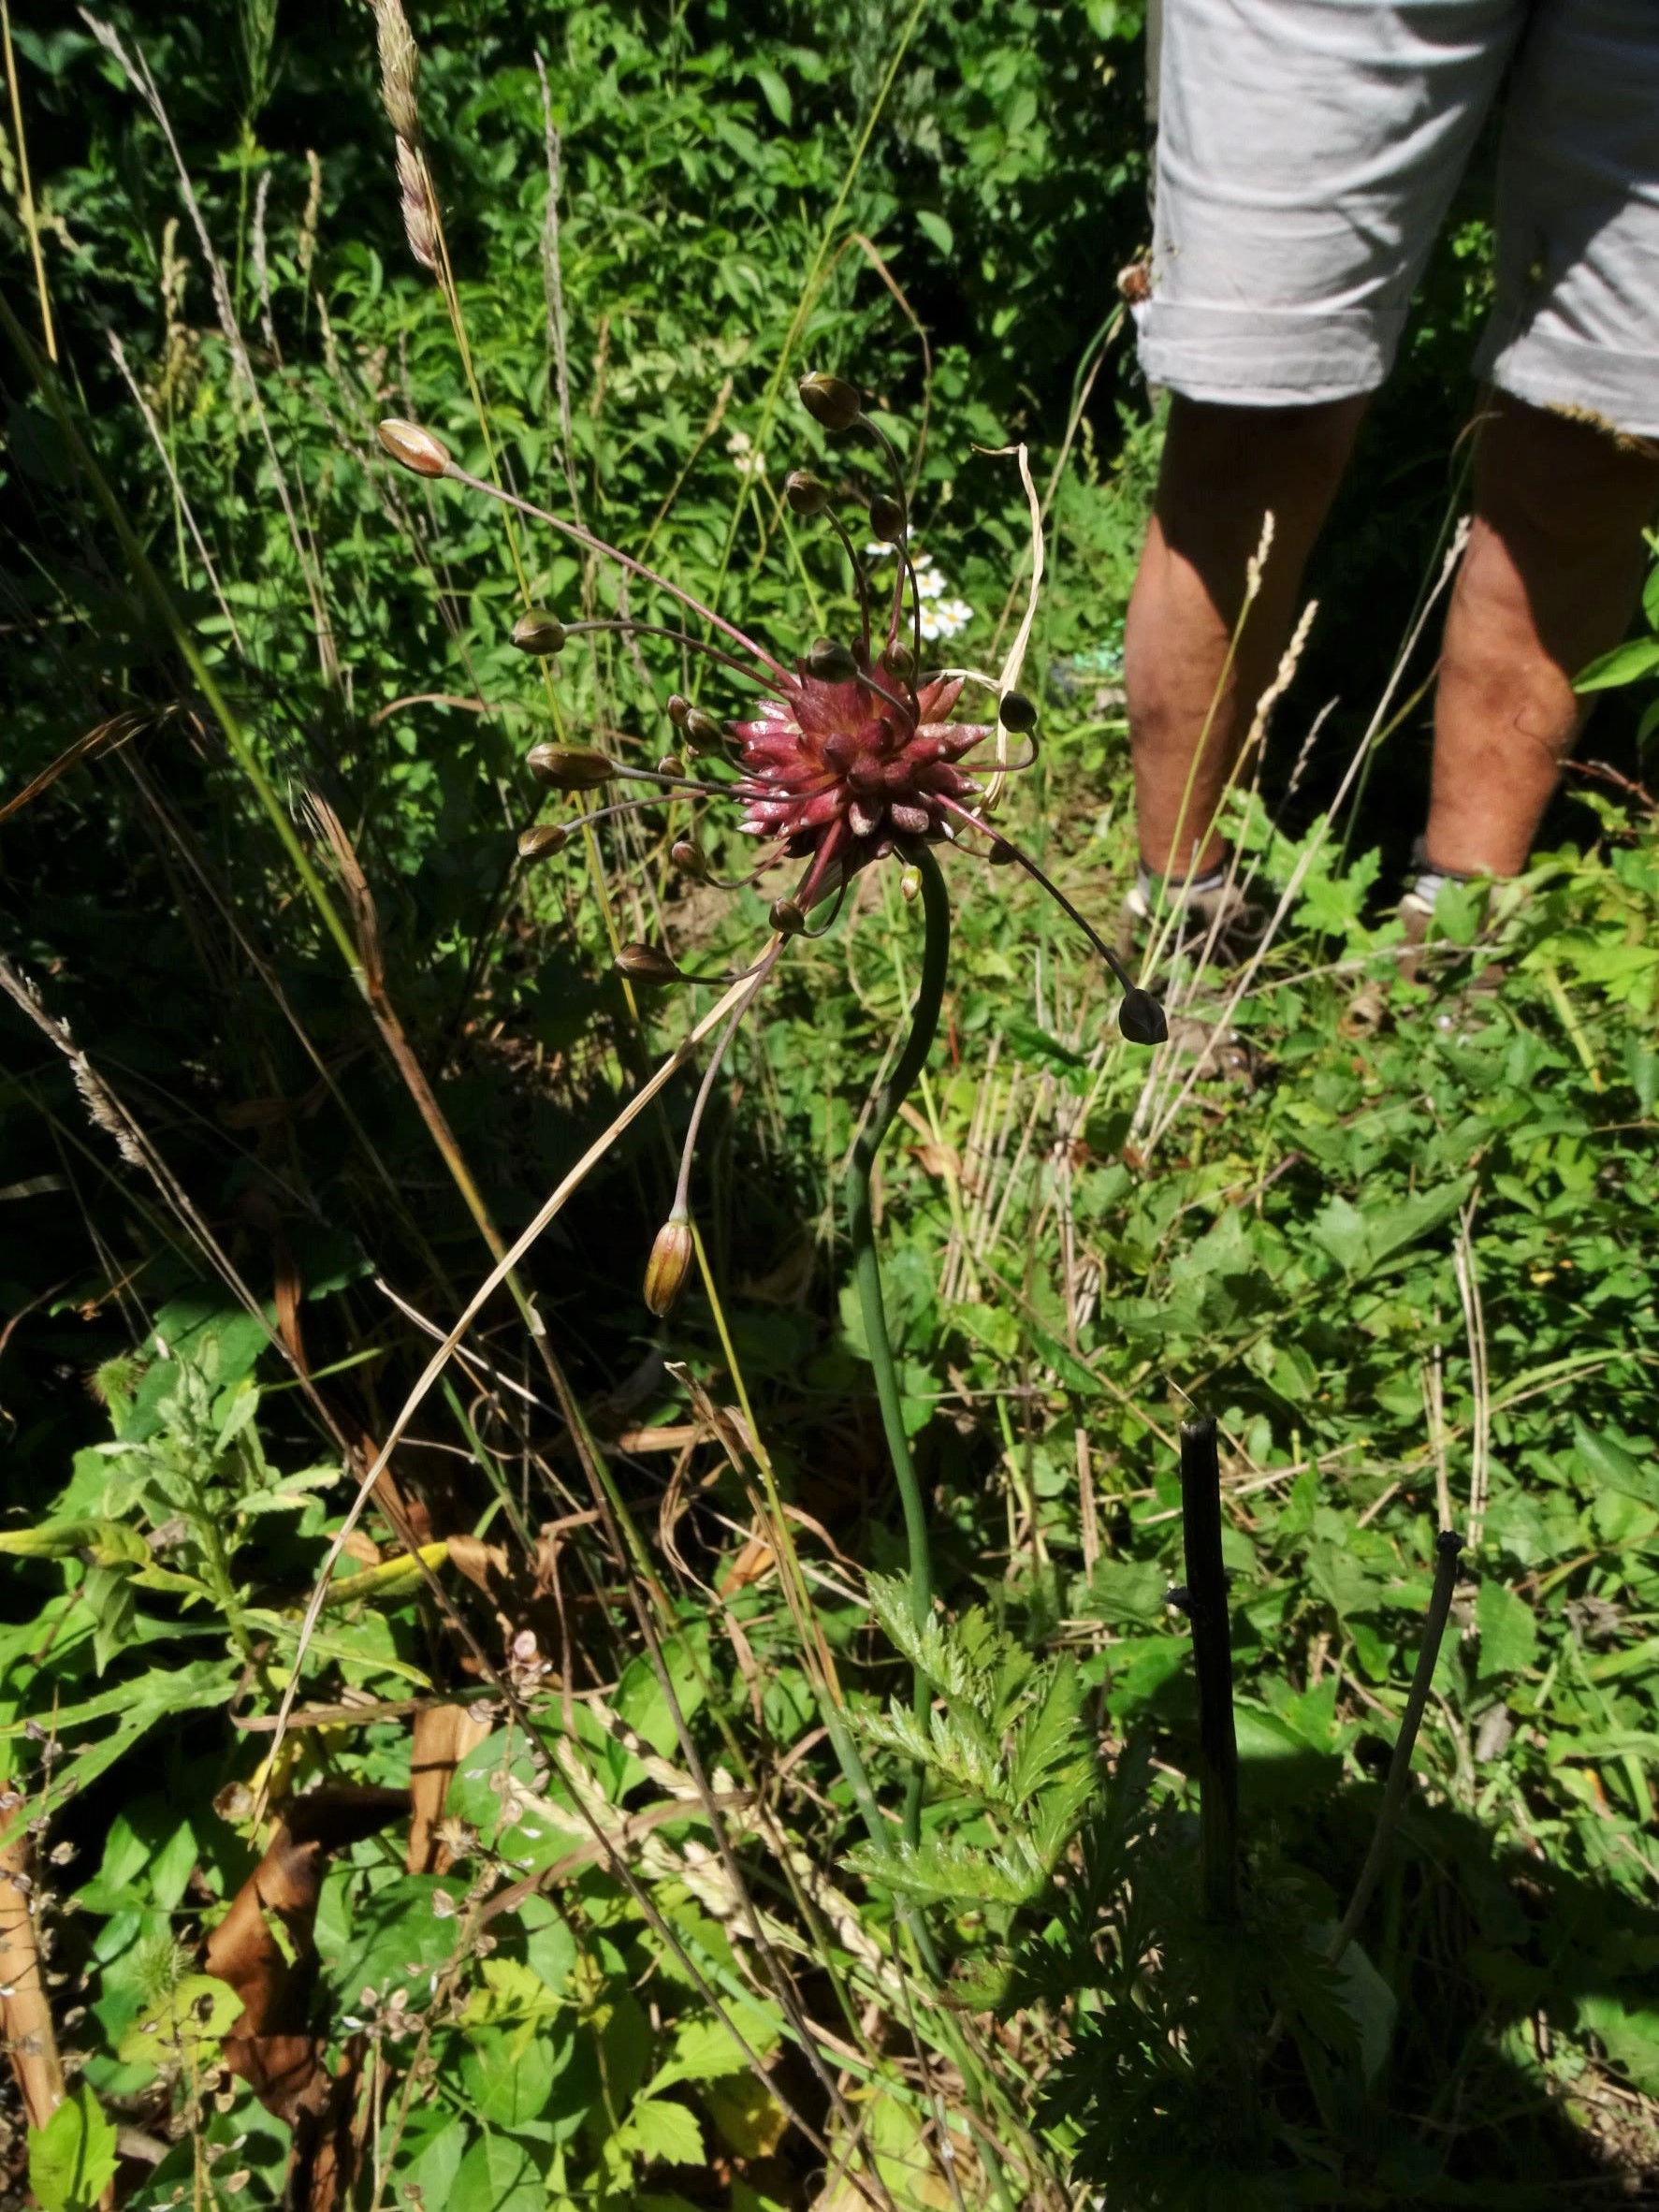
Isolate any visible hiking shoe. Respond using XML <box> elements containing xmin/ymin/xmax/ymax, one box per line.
<box><xmin>1113</xmin><ymin>865</ymin><xmax>1267</xmax><ymax>972</ymax></box>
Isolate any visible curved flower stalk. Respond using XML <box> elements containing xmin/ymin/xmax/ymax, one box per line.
<box><xmin>378</xmin><ymin>389</ymin><xmax>1166</xmax><ymax>1856</ymax></box>
<box><xmin>378</xmin><ymin>382</ymin><xmax>1165</xmax><ymax>1305</ymax></box>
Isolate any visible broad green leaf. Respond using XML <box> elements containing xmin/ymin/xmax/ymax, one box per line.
<box><xmin>649</xmin><ymin>2013</ymin><xmax>757</xmax><ymax>2092</ymax></box>
<box><xmin>451</xmin><ymin>2132</ymin><xmax>544</xmax><ymax>2212</ymax></box>
<box><xmin>617</xmin><ymin>2096</ymin><xmax>705</xmax><ymax>2167</ymax></box>
<box><xmin>1574</xmin><ymin>636</ymin><xmax>1659</xmax><ymax>693</ymax></box>
<box><xmin>118</xmin><ymin>1973</ymin><xmax>242</xmax><ymax>2070</ymax></box>
<box><xmin>1577</xmin><ymin>1991</ymin><xmax>1659</xmax><ymax>2093</ymax></box>
<box><xmin>1082</xmin><ymin>1558</ymin><xmax>1169</xmax><ymax>1629</ymax></box>
<box><xmin>1573</xmin><ymin>1419</ymin><xmax>1659</xmax><ymax>1510</ymax></box>
<box><xmin>28</xmin><ymin>2084</ymin><xmax>118</xmax><ymax>2212</ymax></box>
<box><xmin>1477</xmin><ymin>1579</ymin><xmax>1538</xmax><ymax>1678</ymax></box>
<box><xmin>916</xmin><ymin>208</ymin><xmax>954</xmax><ymax>256</ymax></box>
<box><xmin>747</xmin><ymin>63</ymin><xmax>792</xmax><ymax>124</ymax></box>
<box><xmin>616</xmin><ymin>1630</ymin><xmax>707</xmax><ymax>1757</ymax></box>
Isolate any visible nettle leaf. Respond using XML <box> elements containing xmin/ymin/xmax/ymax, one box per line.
<box><xmin>616</xmin><ymin>2096</ymin><xmax>705</xmax><ymax>2168</ymax></box>
<box><xmin>1477</xmin><ymin>1579</ymin><xmax>1539</xmax><ymax>1679</ymax></box>
<box><xmin>28</xmin><ymin>2083</ymin><xmax>118</xmax><ymax>2212</ymax></box>
<box><xmin>648</xmin><ymin>2013</ymin><xmax>756</xmax><ymax>2092</ymax></box>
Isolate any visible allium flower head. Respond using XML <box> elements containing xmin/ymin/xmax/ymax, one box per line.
<box><xmin>730</xmin><ymin>665</ymin><xmax>986</xmax><ymax>905</ymax></box>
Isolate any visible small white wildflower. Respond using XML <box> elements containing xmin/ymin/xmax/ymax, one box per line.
<box><xmin>726</xmin><ymin>429</ymin><xmax>765</xmax><ymax>480</ymax></box>
<box><xmin>916</xmin><ymin>567</ymin><xmax>946</xmax><ymax>602</ymax></box>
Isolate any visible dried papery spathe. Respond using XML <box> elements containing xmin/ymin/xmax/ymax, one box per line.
<box><xmin>511</xmin><ymin>608</ymin><xmax>566</xmax><ymax>655</ymax></box>
<box><xmin>376</xmin><ymin>416</ymin><xmax>451</xmax><ymax>478</ymax></box>
<box><xmin>643</xmin><ymin>1211</ymin><xmax>695</xmax><ymax>1317</ymax></box>
<box><xmin>797</xmin><ymin>371</ymin><xmax>863</xmax><ymax>433</ymax></box>
<box><xmin>526</xmin><ymin>744</ymin><xmax>616</xmax><ymax>791</ymax></box>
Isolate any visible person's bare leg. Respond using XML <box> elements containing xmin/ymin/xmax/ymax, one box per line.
<box><xmin>1125</xmin><ymin>393</ymin><xmax>1367</xmax><ymax>879</ymax></box>
<box><xmin>1428</xmin><ymin>393</ymin><xmax>1659</xmax><ymax>877</ymax></box>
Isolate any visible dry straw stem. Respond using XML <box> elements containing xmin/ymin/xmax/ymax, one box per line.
<box><xmin>78</xmin><ymin>9</ymin><xmax>341</xmax><ymax>685</ymax></box>
<box><xmin>978</xmin><ymin>441</ymin><xmax>1041</xmax><ymax>812</ymax></box>
<box><xmin>260</xmin><ymin>957</ymin><xmax>779</xmax><ymax>1781</ymax></box>
<box><xmin>2</xmin><ymin>0</ymin><xmax>55</xmax><ymax>362</ymax></box>
<box><xmin>1453</xmin><ymin>1195</ymin><xmax>1492</xmax><ymax>1547</ymax></box>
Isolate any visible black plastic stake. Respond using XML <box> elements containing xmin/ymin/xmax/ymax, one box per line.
<box><xmin>1180</xmin><ymin>1417</ymin><xmax>1240</xmax><ymax>1923</ymax></box>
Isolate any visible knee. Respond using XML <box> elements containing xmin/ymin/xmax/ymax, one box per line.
<box><xmin>1476</xmin><ymin>394</ymin><xmax>1659</xmax><ymax>560</ymax></box>
<box><xmin>1156</xmin><ymin>392</ymin><xmax>1364</xmax><ymax>572</ymax></box>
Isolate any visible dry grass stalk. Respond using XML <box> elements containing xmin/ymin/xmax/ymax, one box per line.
<box><xmin>80</xmin><ymin>9</ymin><xmax>341</xmax><ymax>684</ymax></box>
<box><xmin>106</xmin><ymin>333</ymin><xmax>246</xmax><ymax>649</ymax></box>
<box><xmin>0</xmin><ymin>1806</ymin><xmax>65</xmax><ymax>2132</ymax></box>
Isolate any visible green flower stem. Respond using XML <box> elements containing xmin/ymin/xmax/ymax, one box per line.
<box><xmin>847</xmin><ymin>844</ymin><xmax>951</xmax><ymax>1848</ymax></box>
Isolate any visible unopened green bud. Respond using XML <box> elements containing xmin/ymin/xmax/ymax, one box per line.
<box><xmin>880</xmin><ymin>640</ymin><xmax>917</xmax><ymax>681</ymax></box>
<box><xmin>805</xmin><ymin>637</ymin><xmax>858</xmax><ymax>684</ymax></box>
<box><xmin>784</xmin><ymin>470</ymin><xmax>831</xmax><ymax>517</ymax></box>
<box><xmin>1117</xmin><ymin>988</ymin><xmax>1168</xmax><ymax>1046</ymax></box>
<box><xmin>667</xmin><ymin>694</ymin><xmax>691</xmax><ymax>728</ymax></box>
<box><xmin>517</xmin><ymin>822</ymin><xmax>568</xmax><ymax>859</ymax></box>
<box><xmin>900</xmin><ymin>864</ymin><xmax>922</xmax><ymax>904</ymax></box>
<box><xmin>512</xmin><ymin>608</ymin><xmax>566</xmax><ymax>656</ymax></box>
<box><xmin>670</xmin><ymin>838</ymin><xmax>708</xmax><ymax>880</ymax></box>
<box><xmin>644</xmin><ymin>1211</ymin><xmax>694</xmax><ymax>1317</ymax></box>
<box><xmin>797</xmin><ymin>371</ymin><xmax>863</xmax><ymax>432</ymax></box>
<box><xmin>867</xmin><ymin>492</ymin><xmax>906</xmax><ymax>544</ymax></box>
<box><xmin>682</xmin><ymin>707</ymin><xmax>725</xmax><ymax>753</ymax></box>
<box><xmin>376</xmin><ymin>417</ymin><xmax>452</xmax><ymax>478</ymax></box>
<box><xmin>998</xmin><ymin>690</ymin><xmax>1038</xmax><ymax>733</ymax></box>
<box><xmin>526</xmin><ymin>744</ymin><xmax>615</xmax><ymax>790</ymax></box>
<box><xmin>769</xmin><ymin>897</ymin><xmax>805</xmax><ymax>937</ymax></box>
<box><xmin>615</xmin><ymin>941</ymin><xmax>682</xmax><ymax>983</ymax></box>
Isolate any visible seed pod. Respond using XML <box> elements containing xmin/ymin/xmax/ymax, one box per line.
<box><xmin>900</xmin><ymin>864</ymin><xmax>922</xmax><ymax>905</ymax></box>
<box><xmin>376</xmin><ymin>418</ymin><xmax>452</xmax><ymax>478</ymax></box>
<box><xmin>682</xmin><ymin>707</ymin><xmax>725</xmax><ymax>753</ymax></box>
<box><xmin>997</xmin><ymin>690</ymin><xmax>1038</xmax><ymax>733</ymax></box>
<box><xmin>667</xmin><ymin>694</ymin><xmax>691</xmax><ymax>728</ymax></box>
<box><xmin>805</xmin><ymin>637</ymin><xmax>858</xmax><ymax>684</ymax></box>
<box><xmin>784</xmin><ymin>470</ymin><xmax>830</xmax><ymax>517</ymax></box>
<box><xmin>867</xmin><ymin>492</ymin><xmax>906</xmax><ymax>544</ymax></box>
<box><xmin>657</xmin><ymin>752</ymin><xmax>687</xmax><ymax>779</ymax></box>
<box><xmin>526</xmin><ymin>744</ymin><xmax>615</xmax><ymax>790</ymax></box>
<box><xmin>671</xmin><ymin>838</ymin><xmax>708</xmax><ymax>880</ymax></box>
<box><xmin>769</xmin><ymin>897</ymin><xmax>805</xmax><ymax>937</ymax></box>
<box><xmin>615</xmin><ymin>941</ymin><xmax>682</xmax><ymax>983</ymax></box>
<box><xmin>1117</xmin><ymin>988</ymin><xmax>1169</xmax><ymax>1046</ymax></box>
<box><xmin>881</xmin><ymin>640</ymin><xmax>917</xmax><ymax>681</ymax></box>
<box><xmin>644</xmin><ymin>1211</ymin><xmax>695</xmax><ymax>1317</ymax></box>
<box><xmin>512</xmin><ymin>608</ymin><xmax>566</xmax><ymax>656</ymax></box>
<box><xmin>517</xmin><ymin>822</ymin><xmax>568</xmax><ymax>859</ymax></box>
<box><xmin>797</xmin><ymin>371</ymin><xmax>863</xmax><ymax>432</ymax></box>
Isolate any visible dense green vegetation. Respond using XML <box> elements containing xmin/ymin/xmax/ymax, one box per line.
<box><xmin>3</xmin><ymin>3</ymin><xmax>1658</xmax><ymax>2207</ymax></box>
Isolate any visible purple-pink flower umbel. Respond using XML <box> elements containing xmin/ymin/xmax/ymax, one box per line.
<box><xmin>731</xmin><ymin>669</ymin><xmax>985</xmax><ymax>913</ymax></box>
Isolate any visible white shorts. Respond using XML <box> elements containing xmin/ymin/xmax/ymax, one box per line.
<box><xmin>1136</xmin><ymin>0</ymin><xmax>1659</xmax><ymax>437</ymax></box>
